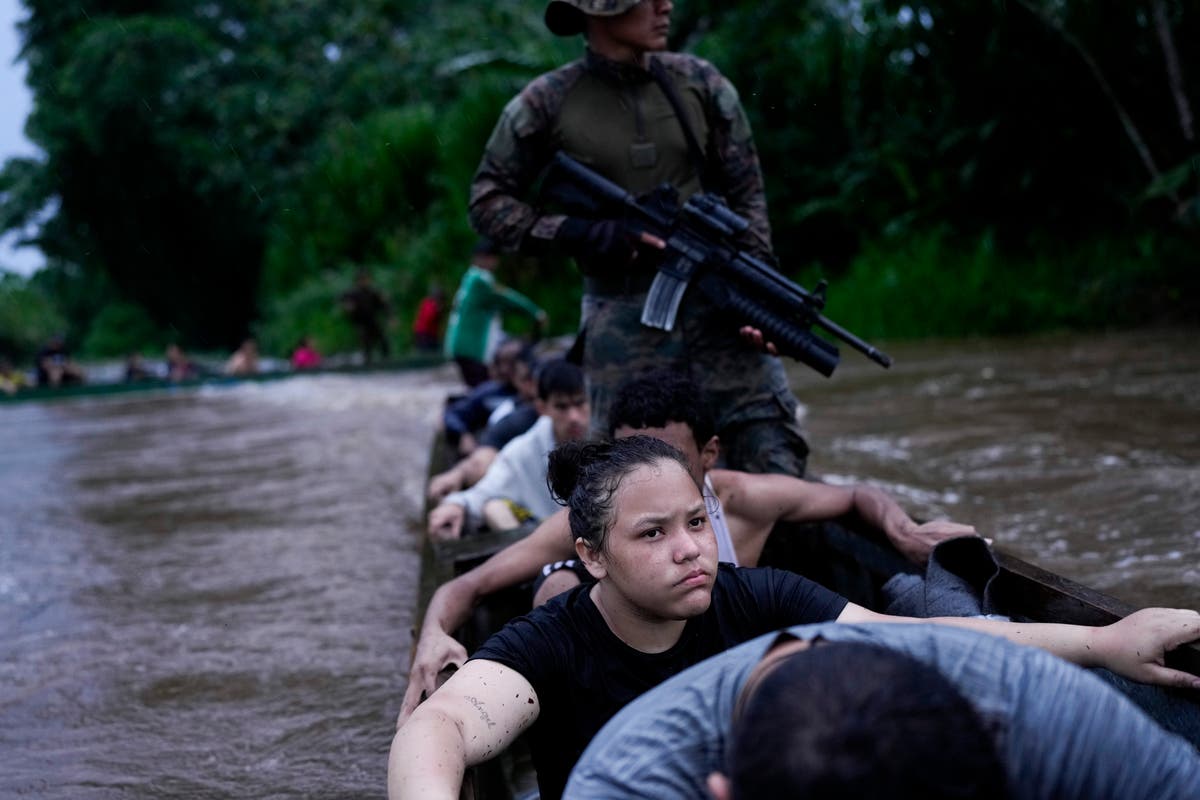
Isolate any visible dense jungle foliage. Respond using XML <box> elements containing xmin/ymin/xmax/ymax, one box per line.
<box><xmin>0</xmin><ymin>0</ymin><xmax>1196</xmax><ymax>365</ymax></box>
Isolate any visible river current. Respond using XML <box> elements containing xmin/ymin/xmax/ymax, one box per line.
<box><xmin>1</xmin><ymin>328</ymin><xmax>1196</xmax><ymax>797</ymax></box>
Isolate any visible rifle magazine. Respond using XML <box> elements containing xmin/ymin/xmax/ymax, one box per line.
<box><xmin>641</xmin><ymin>272</ymin><xmax>689</xmax><ymax>332</ymax></box>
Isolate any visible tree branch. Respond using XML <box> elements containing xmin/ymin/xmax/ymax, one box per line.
<box><xmin>1013</xmin><ymin>0</ymin><xmax>1185</xmax><ymax>216</ymax></box>
<box><xmin>1152</xmin><ymin>0</ymin><xmax>1194</xmax><ymax>143</ymax></box>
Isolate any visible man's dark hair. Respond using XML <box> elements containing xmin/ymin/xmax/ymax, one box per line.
<box><xmin>607</xmin><ymin>368</ymin><xmax>715</xmax><ymax>447</ymax></box>
<box><xmin>513</xmin><ymin>342</ymin><xmax>538</xmax><ymax>371</ymax></box>
<box><xmin>536</xmin><ymin>359</ymin><xmax>585</xmax><ymax>401</ymax></box>
<box><xmin>493</xmin><ymin>338</ymin><xmax>533</xmax><ymax>367</ymax></box>
<box><xmin>472</xmin><ymin>237</ymin><xmax>499</xmax><ymax>255</ymax></box>
<box><xmin>728</xmin><ymin>642</ymin><xmax>1008</xmax><ymax>800</ymax></box>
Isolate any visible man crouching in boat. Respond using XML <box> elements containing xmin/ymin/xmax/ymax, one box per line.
<box><xmin>389</xmin><ymin>436</ymin><xmax>1200</xmax><ymax>800</ymax></box>
<box><xmin>426</xmin><ymin>359</ymin><xmax>589</xmax><ymax>540</ymax></box>
<box><xmin>565</xmin><ymin>624</ymin><xmax>1200</xmax><ymax>799</ymax></box>
<box><xmin>401</xmin><ymin>368</ymin><xmax>976</xmax><ymax>717</ymax></box>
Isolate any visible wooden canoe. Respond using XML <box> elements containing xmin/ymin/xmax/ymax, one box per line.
<box><xmin>0</xmin><ymin>353</ymin><xmax>446</xmax><ymax>405</ymax></box>
<box><xmin>414</xmin><ymin>430</ymin><xmax>1200</xmax><ymax>799</ymax></box>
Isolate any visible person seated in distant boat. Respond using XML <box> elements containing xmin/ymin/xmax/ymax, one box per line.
<box><xmin>389</xmin><ymin>435</ymin><xmax>1200</xmax><ymax>800</ymax></box>
<box><xmin>427</xmin><ymin>349</ymin><xmax>541</xmax><ymax>504</ymax></box>
<box><xmin>566</xmin><ymin>624</ymin><xmax>1200</xmax><ymax>800</ymax></box>
<box><xmin>290</xmin><ymin>336</ymin><xmax>322</xmax><ymax>370</ymax></box>
<box><xmin>34</xmin><ymin>334</ymin><xmax>85</xmax><ymax>388</ymax></box>
<box><xmin>123</xmin><ymin>352</ymin><xmax>156</xmax><ymax>383</ymax></box>
<box><xmin>224</xmin><ymin>337</ymin><xmax>260</xmax><ymax>376</ymax></box>
<box><xmin>402</xmin><ymin>369</ymin><xmax>977</xmax><ymax>714</ymax></box>
<box><xmin>0</xmin><ymin>357</ymin><xmax>28</xmax><ymax>395</ymax></box>
<box><xmin>165</xmin><ymin>343</ymin><xmax>202</xmax><ymax>382</ymax></box>
<box><xmin>427</xmin><ymin>359</ymin><xmax>589</xmax><ymax>540</ymax></box>
<box><xmin>441</xmin><ymin>339</ymin><xmax>534</xmax><ymax>459</ymax></box>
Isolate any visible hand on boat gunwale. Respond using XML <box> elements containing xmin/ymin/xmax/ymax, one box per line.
<box><xmin>397</xmin><ymin>627</ymin><xmax>468</xmax><ymax>729</ymax></box>
<box><xmin>1093</xmin><ymin>607</ymin><xmax>1200</xmax><ymax>690</ymax></box>
<box><xmin>888</xmin><ymin>520</ymin><xmax>980</xmax><ymax>564</ymax></box>
<box><xmin>427</xmin><ymin>503</ymin><xmax>465</xmax><ymax>540</ymax></box>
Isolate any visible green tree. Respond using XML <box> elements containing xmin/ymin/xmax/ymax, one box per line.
<box><xmin>0</xmin><ymin>272</ymin><xmax>65</xmax><ymax>360</ymax></box>
<box><xmin>2</xmin><ymin>1</ymin><xmax>430</xmax><ymax>348</ymax></box>
<box><xmin>2</xmin><ymin>0</ymin><xmax>1196</xmax><ymax>354</ymax></box>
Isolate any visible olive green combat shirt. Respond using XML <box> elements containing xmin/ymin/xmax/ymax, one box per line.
<box><xmin>469</xmin><ymin>49</ymin><xmax>772</xmax><ymax>259</ymax></box>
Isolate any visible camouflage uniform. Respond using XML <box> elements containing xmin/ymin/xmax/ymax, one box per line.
<box><xmin>469</xmin><ymin>46</ymin><xmax>808</xmax><ymax>476</ymax></box>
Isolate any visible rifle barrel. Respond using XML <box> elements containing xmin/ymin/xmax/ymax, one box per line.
<box><xmin>816</xmin><ymin>314</ymin><xmax>893</xmax><ymax>368</ymax></box>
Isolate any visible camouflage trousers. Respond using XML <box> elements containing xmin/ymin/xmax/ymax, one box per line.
<box><xmin>582</xmin><ymin>290</ymin><xmax>809</xmax><ymax>477</ymax></box>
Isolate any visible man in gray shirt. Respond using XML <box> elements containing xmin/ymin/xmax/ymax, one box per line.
<box><xmin>566</xmin><ymin>622</ymin><xmax>1200</xmax><ymax>800</ymax></box>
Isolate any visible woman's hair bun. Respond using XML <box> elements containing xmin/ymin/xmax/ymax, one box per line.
<box><xmin>547</xmin><ymin>439</ymin><xmax>610</xmax><ymax>503</ymax></box>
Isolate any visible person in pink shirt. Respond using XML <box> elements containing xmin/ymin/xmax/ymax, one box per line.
<box><xmin>290</xmin><ymin>336</ymin><xmax>322</xmax><ymax>370</ymax></box>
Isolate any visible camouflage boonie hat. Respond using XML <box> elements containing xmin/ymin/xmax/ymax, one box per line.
<box><xmin>545</xmin><ymin>0</ymin><xmax>642</xmax><ymax>36</ymax></box>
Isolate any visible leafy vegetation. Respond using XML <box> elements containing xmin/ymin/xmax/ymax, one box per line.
<box><xmin>1</xmin><ymin>0</ymin><xmax>1196</xmax><ymax>366</ymax></box>
<box><xmin>0</xmin><ymin>272</ymin><xmax>65</xmax><ymax>357</ymax></box>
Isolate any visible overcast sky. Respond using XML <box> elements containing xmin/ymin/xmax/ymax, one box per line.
<box><xmin>1</xmin><ymin>0</ymin><xmax>43</xmax><ymax>277</ymax></box>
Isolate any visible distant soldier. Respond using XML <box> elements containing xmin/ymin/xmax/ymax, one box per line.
<box><xmin>340</xmin><ymin>270</ymin><xmax>391</xmax><ymax>364</ymax></box>
<box><xmin>468</xmin><ymin>0</ymin><xmax>809</xmax><ymax>476</ymax></box>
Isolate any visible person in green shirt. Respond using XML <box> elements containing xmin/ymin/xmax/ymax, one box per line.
<box><xmin>444</xmin><ymin>239</ymin><xmax>547</xmax><ymax>387</ymax></box>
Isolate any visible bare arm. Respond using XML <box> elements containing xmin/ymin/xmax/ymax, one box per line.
<box><xmin>842</xmin><ymin>484</ymin><xmax>976</xmax><ymax>563</ymax></box>
<box><xmin>430</xmin><ymin>447</ymin><xmax>520</xmax><ymax>540</ymax></box>
<box><xmin>721</xmin><ymin>470</ymin><xmax>975</xmax><ymax>565</ymax></box>
<box><xmin>427</xmin><ymin>446</ymin><xmax>499</xmax><ymax>503</ymax></box>
<box><xmin>839</xmin><ymin>604</ymin><xmax>1200</xmax><ymax>689</ymax></box>
<box><xmin>398</xmin><ymin>510</ymin><xmax>575</xmax><ymax>725</ymax></box>
<box><xmin>459</xmin><ymin>446</ymin><xmax>499</xmax><ymax>489</ymax></box>
<box><xmin>388</xmin><ymin>659</ymin><xmax>539</xmax><ymax>800</ymax></box>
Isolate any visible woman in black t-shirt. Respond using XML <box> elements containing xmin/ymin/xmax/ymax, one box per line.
<box><xmin>391</xmin><ymin>436</ymin><xmax>848</xmax><ymax>799</ymax></box>
<box><xmin>388</xmin><ymin>436</ymin><xmax>1200</xmax><ymax>800</ymax></box>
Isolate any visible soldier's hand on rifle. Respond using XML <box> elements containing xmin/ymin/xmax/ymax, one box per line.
<box><xmin>739</xmin><ymin>325</ymin><xmax>778</xmax><ymax>356</ymax></box>
<box><xmin>556</xmin><ymin>218</ymin><xmax>663</xmax><ymax>266</ymax></box>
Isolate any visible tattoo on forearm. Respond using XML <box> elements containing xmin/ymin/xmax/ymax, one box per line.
<box><xmin>465</xmin><ymin>696</ymin><xmax>496</xmax><ymax>729</ymax></box>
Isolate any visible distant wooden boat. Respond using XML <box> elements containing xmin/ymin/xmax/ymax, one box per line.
<box><xmin>414</xmin><ymin>427</ymin><xmax>1200</xmax><ymax>799</ymax></box>
<box><xmin>0</xmin><ymin>354</ymin><xmax>446</xmax><ymax>405</ymax></box>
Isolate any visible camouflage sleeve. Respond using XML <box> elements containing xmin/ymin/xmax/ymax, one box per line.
<box><xmin>704</xmin><ymin>66</ymin><xmax>775</xmax><ymax>260</ymax></box>
<box><xmin>468</xmin><ymin>83</ymin><xmax>568</xmax><ymax>253</ymax></box>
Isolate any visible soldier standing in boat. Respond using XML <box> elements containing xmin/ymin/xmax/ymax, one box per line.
<box><xmin>468</xmin><ymin>0</ymin><xmax>810</xmax><ymax>476</ymax></box>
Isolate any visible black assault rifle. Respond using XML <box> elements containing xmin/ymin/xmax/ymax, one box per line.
<box><xmin>549</xmin><ymin>152</ymin><xmax>892</xmax><ymax>377</ymax></box>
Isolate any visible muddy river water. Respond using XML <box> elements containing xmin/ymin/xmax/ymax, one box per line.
<box><xmin>1</xmin><ymin>327</ymin><xmax>1196</xmax><ymax>797</ymax></box>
